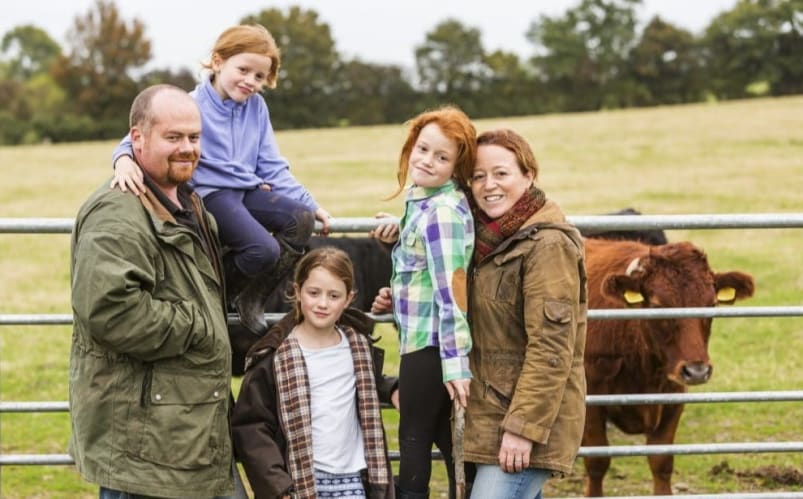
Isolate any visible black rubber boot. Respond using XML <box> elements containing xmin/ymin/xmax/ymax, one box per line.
<box><xmin>233</xmin><ymin>243</ymin><xmax>303</xmax><ymax>335</ymax></box>
<box><xmin>395</xmin><ymin>484</ymin><xmax>429</xmax><ymax>499</ymax></box>
<box><xmin>222</xmin><ymin>255</ymin><xmax>249</xmax><ymax>307</ymax></box>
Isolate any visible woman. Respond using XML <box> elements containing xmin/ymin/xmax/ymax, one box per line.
<box><xmin>372</xmin><ymin>128</ymin><xmax>587</xmax><ymax>498</ymax></box>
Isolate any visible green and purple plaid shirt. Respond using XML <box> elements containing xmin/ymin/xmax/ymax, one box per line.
<box><xmin>391</xmin><ymin>180</ymin><xmax>474</xmax><ymax>382</ymax></box>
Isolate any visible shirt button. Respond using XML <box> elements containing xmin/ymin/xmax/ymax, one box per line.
<box><xmin>154</xmin><ymin>394</ymin><xmax>162</xmax><ymax>401</ymax></box>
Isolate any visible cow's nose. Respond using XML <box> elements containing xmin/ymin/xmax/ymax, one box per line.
<box><xmin>680</xmin><ymin>362</ymin><xmax>712</xmax><ymax>385</ymax></box>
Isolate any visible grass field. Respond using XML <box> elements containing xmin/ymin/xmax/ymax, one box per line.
<box><xmin>1</xmin><ymin>96</ymin><xmax>802</xmax><ymax>498</ymax></box>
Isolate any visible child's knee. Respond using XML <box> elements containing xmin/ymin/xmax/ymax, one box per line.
<box><xmin>239</xmin><ymin>239</ymin><xmax>281</xmax><ymax>273</ymax></box>
<box><xmin>283</xmin><ymin>209</ymin><xmax>315</xmax><ymax>248</ymax></box>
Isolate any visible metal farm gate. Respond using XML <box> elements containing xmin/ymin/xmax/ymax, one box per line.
<box><xmin>2</xmin><ymin>213</ymin><xmax>803</xmax><ymax>499</ymax></box>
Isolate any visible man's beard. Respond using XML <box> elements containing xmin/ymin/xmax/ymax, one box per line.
<box><xmin>167</xmin><ymin>153</ymin><xmax>199</xmax><ymax>184</ymax></box>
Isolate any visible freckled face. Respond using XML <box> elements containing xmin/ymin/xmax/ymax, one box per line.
<box><xmin>471</xmin><ymin>144</ymin><xmax>533</xmax><ymax>219</ymax></box>
<box><xmin>408</xmin><ymin>123</ymin><xmax>458</xmax><ymax>189</ymax></box>
<box><xmin>212</xmin><ymin>52</ymin><xmax>272</xmax><ymax>102</ymax></box>
<box><xmin>294</xmin><ymin>267</ymin><xmax>354</xmax><ymax>334</ymax></box>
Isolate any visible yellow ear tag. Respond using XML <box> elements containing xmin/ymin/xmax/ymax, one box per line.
<box><xmin>624</xmin><ymin>290</ymin><xmax>644</xmax><ymax>304</ymax></box>
<box><xmin>717</xmin><ymin>287</ymin><xmax>736</xmax><ymax>302</ymax></box>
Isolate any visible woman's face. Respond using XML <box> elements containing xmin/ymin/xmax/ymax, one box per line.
<box><xmin>471</xmin><ymin>144</ymin><xmax>533</xmax><ymax>219</ymax></box>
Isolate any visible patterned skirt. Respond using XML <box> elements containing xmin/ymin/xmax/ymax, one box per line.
<box><xmin>314</xmin><ymin>469</ymin><xmax>366</xmax><ymax>498</ymax></box>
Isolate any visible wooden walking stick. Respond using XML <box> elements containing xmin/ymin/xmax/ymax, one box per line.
<box><xmin>453</xmin><ymin>400</ymin><xmax>466</xmax><ymax>499</ymax></box>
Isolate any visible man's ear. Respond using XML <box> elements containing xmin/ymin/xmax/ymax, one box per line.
<box><xmin>347</xmin><ymin>290</ymin><xmax>356</xmax><ymax>307</ymax></box>
<box><xmin>130</xmin><ymin>127</ymin><xmax>143</xmax><ymax>151</ymax></box>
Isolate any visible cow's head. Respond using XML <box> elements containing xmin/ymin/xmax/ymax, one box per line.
<box><xmin>601</xmin><ymin>242</ymin><xmax>755</xmax><ymax>386</ymax></box>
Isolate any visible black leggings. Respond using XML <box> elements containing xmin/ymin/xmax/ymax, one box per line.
<box><xmin>398</xmin><ymin>347</ymin><xmax>456</xmax><ymax>498</ymax></box>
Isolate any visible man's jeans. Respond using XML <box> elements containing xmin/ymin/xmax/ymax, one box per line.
<box><xmin>98</xmin><ymin>460</ymin><xmax>248</xmax><ymax>499</ymax></box>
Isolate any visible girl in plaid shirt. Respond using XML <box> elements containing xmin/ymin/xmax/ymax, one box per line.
<box><xmin>372</xmin><ymin>106</ymin><xmax>476</xmax><ymax>499</ymax></box>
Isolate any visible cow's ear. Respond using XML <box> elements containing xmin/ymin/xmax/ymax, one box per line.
<box><xmin>603</xmin><ymin>275</ymin><xmax>644</xmax><ymax>307</ymax></box>
<box><xmin>715</xmin><ymin>271</ymin><xmax>755</xmax><ymax>304</ymax></box>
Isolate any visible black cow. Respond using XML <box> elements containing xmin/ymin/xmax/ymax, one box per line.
<box><xmin>582</xmin><ymin>208</ymin><xmax>668</xmax><ymax>246</ymax></box>
<box><xmin>229</xmin><ymin>236</ymin><xmax>393</xmax><ymax>375</ymax></box>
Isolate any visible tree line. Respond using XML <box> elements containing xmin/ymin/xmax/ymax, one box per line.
<box><xmin>1</xmin><ymin>0</ymin><xmax>800</xmax><ymax>145</ymax></box>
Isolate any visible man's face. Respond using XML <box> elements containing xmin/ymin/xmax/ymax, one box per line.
<box><xmin>132</xmin><ymin>92</ymin><xmax>201</xmax><ymax>188</ymax></box>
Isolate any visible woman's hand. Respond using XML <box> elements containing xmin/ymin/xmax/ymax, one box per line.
<box><xmin>445</xmin><ymin>378</ymin><xmax>471</xmax><ymax>409</ymax></box>
<box><xmin>315</xmin><ymin>207</ymin><xmax>332</xmax><ymax>235</ymax></box>
<box><xmin>369</xmin><ymin>211</ymin><xmax>399</xmax><ymax>244</ymax></box>
<box><xmin>390</xmin><ymin>388</ymin><xmax>400</xmax><ymax>410</ymax></box>
<box><xmin>370</xmin><ymin>287</ymin><xmax>393</xmax><ymax>314</ymax></box>
<box><xmin>498</xmin><ymin>431</ymin><xmax>533</xmax><ymax>473</ymax></box>
<box><xmin>110</xmin><ymin>156</ymin><xmax>145</xmax><ymax>195</ymax></box>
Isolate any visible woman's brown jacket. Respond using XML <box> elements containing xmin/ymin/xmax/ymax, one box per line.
<box><xmin>464</xmin><ymin>199</ymin><xmax>587</xmax><ymax>476</ymax></box>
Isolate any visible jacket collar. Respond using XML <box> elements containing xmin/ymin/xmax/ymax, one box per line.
<box><xmin>483</xmin><ymin>199</ymin><xmax>581</xmax><ymax>263</ymax></box>
<box><xmin>200</xmin><ymin>77</ymin><xmax>243</xmax><ymax>114</ymax></box>
<box><xmin>244</xmin><ymin>308</ymin><xmax>375</xmax><ymax>371</ymax></box>
<box><xmin>406</xmin><ymin>179</ymin><xmax>460</xmax><ymax>201</ymax></box>
<box><xmin>138</xmin><ymin>185</ymin><xmax>221</xmax><ymax>286</ymax></box>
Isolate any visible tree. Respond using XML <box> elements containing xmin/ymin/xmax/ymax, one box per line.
<box><xmin>242</xmin><ymin>7</ymin><xmax>341</xmax><ymax>128</ymax></box>
<box><xmin>479</xmin><ymin>50</ymin><xmax>552</xmax><ymax>117</ymax></box>
<box><xmin>414</xmin><ymin>18</ymin><xmax>489</xmax><ymax>101</ymax></box>
<box><xmin>703</xmin><ymin>0</ymin><xmax>803</xmax><ymax>99</ymax></box>
<box><xmin>333</xmin><ymin>59</ymin><xmax>420</xmax><ymax>126</ymax></box>
<box><xmin>0</xmin><ymin>24</ymin><xmax>66</xmax><ymax>143</ymax></box>
<box><xmin>139</xmin><ymin>67</ymin><xmax>198</xmax><ymax>92</ymax></box>
<box><xmin>527</xmin><ymin>0</ymin><xmax>642</xmax><ymax>110</ymax></box>
<box><xmin>51</xmin><ymin>0</ymin><xmax>151</xmax><ymax>138</ymax></box>
<box><xmin>1</xmin><ymin>25</ymin><xmax>61</xmax><ymax>80</ymax></box>
<box><xmin>629</xmin><ymin>16</ymin><xmax>705</xmax><ymax>105</ymax></box>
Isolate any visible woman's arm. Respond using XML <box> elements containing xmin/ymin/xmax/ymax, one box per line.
<box><xmin>501</xmin><ymin>233</ymin><xmax>583</xmax><ymax>444</ymax></box>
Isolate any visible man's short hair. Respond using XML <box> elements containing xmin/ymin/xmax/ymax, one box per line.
<box><xmin>129</xmin><ymin>84</ymin><xmax>187</xmax><ymax>130</ymax></box>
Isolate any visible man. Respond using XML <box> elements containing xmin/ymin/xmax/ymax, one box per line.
<box><xmin>69</xmin><ymin>84</ymin><xmax>238</xmax><ymax>498</ymax></box>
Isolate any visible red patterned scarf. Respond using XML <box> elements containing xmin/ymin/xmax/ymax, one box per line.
<box><xmin>473</xmin><ymin>185</ymin><xmax>546</xmax><ymax>263</ymax></box>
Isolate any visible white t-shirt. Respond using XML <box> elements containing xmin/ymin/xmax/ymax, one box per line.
<box><xmin>299</xmin><ymin>328</ymin><xmax>367</xmax><ymax>474</ymax></box>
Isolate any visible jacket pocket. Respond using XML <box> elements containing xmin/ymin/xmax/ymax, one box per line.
<box><xmin>132</xmin><ymin>371</ymin><xmax>228</xmax><ymax>470</ymax></box>
<box><xmin>540</xmin><ymin>300</ymin><xmax>573</xmax><ymax>355</ymax></box>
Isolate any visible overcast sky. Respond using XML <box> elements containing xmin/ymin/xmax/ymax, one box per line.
<box><xmin>1</xmin><ymin>0</ymin><xmax>738</xmax><ymax>73</ymax></box>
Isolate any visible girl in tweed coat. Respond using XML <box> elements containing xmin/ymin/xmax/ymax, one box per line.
<box><xmin>232</xmin><ymin>247</ymin><xmax>396</xmax><ymax>499</ymax></box>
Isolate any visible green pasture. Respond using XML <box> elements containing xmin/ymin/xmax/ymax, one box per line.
<box><xmin>1</xmin><ymin>96</ymin><xmax>802</xmax><ymax>498</ymax></box>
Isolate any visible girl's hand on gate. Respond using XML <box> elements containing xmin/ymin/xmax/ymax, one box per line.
<box><xmin>370</xmin><ymin>287</ymin><xmax>393</xmax><ymax>314</ymax></box>
<box><xmin>315</xmin><ymin>207</ymin><xmax>332</xmax><ymax>235</ymax></box>
<box><xmin>369</xmin><ymin>212</ymin><xmax>399</xmax><ymax>244</ymax></box>
<box><xmin>110</xmin><ymin>156</ymin><xmax>145</xmax><ymax>196</ymax></box>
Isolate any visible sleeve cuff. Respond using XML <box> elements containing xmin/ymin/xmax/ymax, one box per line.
<box><xmin>441</xmin><ymin>355</ymin><xmax>472</xmax><ymax>382</ymax></box>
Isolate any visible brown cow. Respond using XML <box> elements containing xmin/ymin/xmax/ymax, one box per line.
<box><xmin>582</xmin><ymin>238</ymin><xmax>755</xmax><ymax>496</ymax></box>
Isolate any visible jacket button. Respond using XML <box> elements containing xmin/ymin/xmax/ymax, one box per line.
<box><xmin>154</xmin><ymin>394</ymin><xmax>162</xmax><ymax>401</ymax></box>
<box><xmin>549</xmin><ymin>358</ymin><xmax>559</xmax><ymax>368</ymax></box>
<box><xmin>213</xmin><ymin>391</ymin><xmax>219</xmax><ymax>398</ymax></box>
